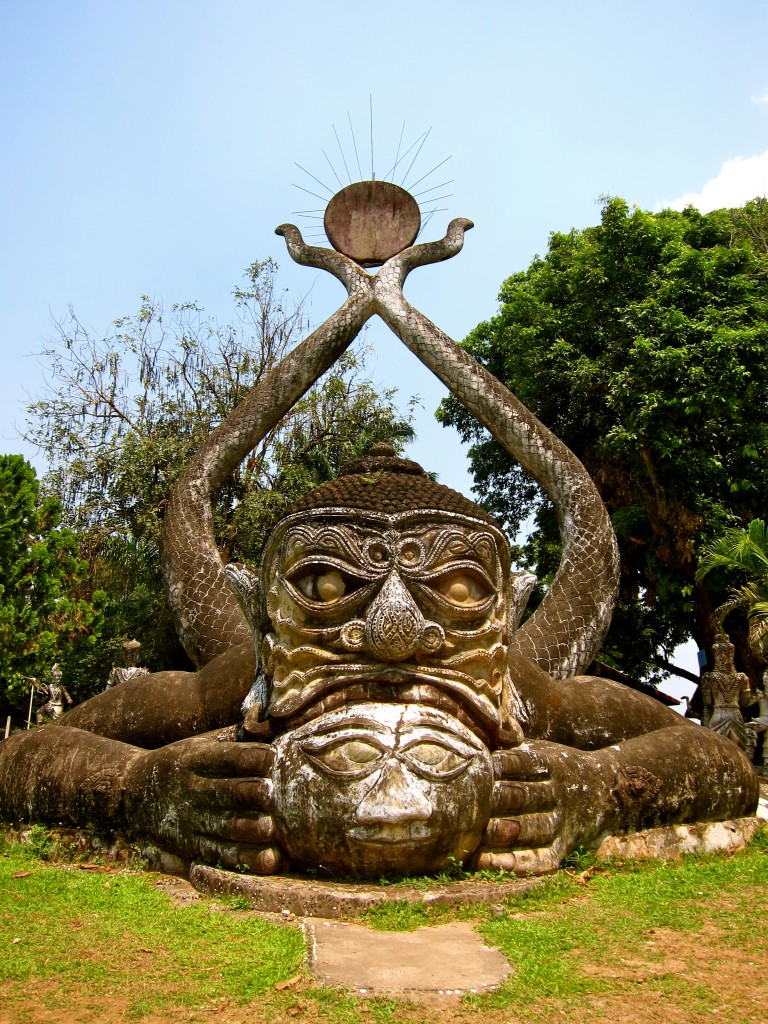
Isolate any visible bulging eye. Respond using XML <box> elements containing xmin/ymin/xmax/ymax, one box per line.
<box><xmin>402</xmin><ymin>741</ymin><xmax>473</xmax><ymax>780</ymax></box>
<box><xmin>303</xmin><ymin>738</ymin><xmax>386</xmax><ymax>777</ymax></box>
<box><xmin>432</xmin><ymin>572</ymin><xmax>491</xmax><ymax>606</ymax></box>
<box><xmin>287</xmin><ymin>563</ymin><xmax>368</xmax><ymax>604</ymax></box>
<box><xmin>295</xmin><ymin>569</ymin><xmax>346</xmax><ymax>602</ymax></box>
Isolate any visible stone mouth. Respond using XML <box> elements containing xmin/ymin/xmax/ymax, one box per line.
<box><xmin>282</xmin><ymin>673</ymin><xmax>496</xmax><ymax>744</ymax></box>
<box><xmin>348</xmin><ymin>826</ymin><xmax>432</xmax><ymax>846</ymax></box>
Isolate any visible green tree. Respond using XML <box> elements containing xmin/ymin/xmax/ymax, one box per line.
<box><xmin>0</xmin><ymin>455</ymin><xmax>104</xmax><ymax>715</ymax></box>
<box><xmin>439</xmin><ymin>197</ymin><xmax>768</xmax><ymax>682</ymax></box>
<box><xmin>25</xmin><ymin>262</ymin><xmax>414</xmax><ymax>689</ymax></box>
<box><xmin>697</xmin><ymin>519</ymin><xmax>768</xmax><ymax>665</ymax></box>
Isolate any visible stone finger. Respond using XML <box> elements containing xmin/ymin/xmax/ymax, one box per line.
<box><xmin>184</xmin><ymin>739</ymin><xmax>275</xmax><ymax>777</ymax></box>
<box><xmin>492</xmin><ymin>748</ymin><xmax>551</xmax><ymax>782</ymax></box>
<box><xmin>492</xmin><ymin>779</ymin><xmax>556</xmax><ymax>814</ymax></box>
<box><xmin>474</xmin><ymin>846</ymin><xmax>561</xmax><ymax>875</ymax></box>
<box><xmin>473</xmin><ymin>850</ymin><xmax>518</xmax><ymax>873</ymax></box>
<box><xmin>193</xmin><ymin>837</ymin><xmax>283</xmax><ymax>875</ymax></box>
<box><xmin>214</xmin><ymin>815</ymin><xmax>276</xmax><ymax>845</ymax></box>
<box><xmin>192</xmin><ymin>777</ymin><xmax>273</xmax><ymax>811</ymax></box>
<box><xmin>482</xmin><ymin>810</ymin><xmax>561</xmax><ymax>850</ymax></box>
<box><xmin>235</xmin><ymin>744</ymin><xmax>276</xmax><ymax>776</ymax></box>
<box><xmin>218</xmin><ymin>842</ymin><xmax>284</xmax><ymax>875</ymax></box>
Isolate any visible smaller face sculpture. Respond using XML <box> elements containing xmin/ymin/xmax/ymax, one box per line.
<box><xmin>270</xmin><ymin>702</ymin><xmax>494</xmax><ymax>876</ymax></box>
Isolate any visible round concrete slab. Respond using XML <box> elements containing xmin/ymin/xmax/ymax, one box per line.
<box><xmin>190</xmin><ymin>864</ymin><xmax>543</xmax><ymax>918</ymax></box>
<box><xmin>324</xmin><ymin>181</ymin><xmax>420</xmax><ymax>266</ymax></box>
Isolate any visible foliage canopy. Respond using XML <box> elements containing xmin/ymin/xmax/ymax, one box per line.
<box><xmin>697</xmin><ymin>518</ymin><xmax>768</xmax><ymax>664</ymax></box>
<box><xmin>439</xmin><ymin>197</ymin><xmax>768</xmax><ymax>681</ymax></box>
<box><xmin>0</xmin><ymin>455</ymin><xmax>104</xmax><ymax>711</ymax></box>
<box><xmin>25</xmin><ymin>261</ymin><xmax>415</xmax><ymax>694</ymax></box>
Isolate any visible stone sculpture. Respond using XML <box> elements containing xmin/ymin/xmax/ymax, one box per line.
<box><xmin>34</xmin><ymin>664</ymin><xmax>72</xmax><ymax>724</ymax></box>
<box><xmin>105</xmin><ymin>639</ymin><xmax>150</xmax><ymax>690</ymax></box>
<box><xmin>105</xmin><ymin>634</ymin><xmax>150</xmax><ymax>692</ymax></box>
<box><xmin>0</xmin><ymin>181</ymin><xmax>758</xmax><ymax>878</ymax></box>
<box><xmin>701</xmin><ymin>636</ymin><xmax>755</xmax><ymax>749</ymax></box>
<box><xmin>746</xmin><ymin>677</ymin><xmax>768</xmax><ymax>775</ymax></box>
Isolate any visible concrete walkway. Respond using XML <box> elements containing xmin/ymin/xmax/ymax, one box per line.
<box><xmin>304</xmin><ymin>918</ymin><xmax>511</xmax><ymax>1001</ymax></box>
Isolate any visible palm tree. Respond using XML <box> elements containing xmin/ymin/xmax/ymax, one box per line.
<box><xmin>697</xmin><ymin>519</ymin><xmax>768</xmax><ymax>663</ymax></box>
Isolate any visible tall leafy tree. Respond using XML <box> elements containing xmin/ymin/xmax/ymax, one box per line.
<box><xmin>25</xmin><ymin>261</ymin><xmax>415</xmax><ymax>692</ymax></box>
<box><xmin>439</xmin><ymin>197</ymin><xmax>768</xmax><ymax>682</ymax></box>
<box><xmin>0</xmin><ymin>455</ymin><xmax>104</xmax><ymax>715</ymax></box>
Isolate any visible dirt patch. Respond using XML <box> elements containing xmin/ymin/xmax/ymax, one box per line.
<box><xmin>558</xmin><ymin>903</ymin><xmax>768</xmax><ymax>1024</ymax></box>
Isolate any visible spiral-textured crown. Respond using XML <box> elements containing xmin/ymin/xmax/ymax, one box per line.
<box><xmin>284</xmin><ymin>443</ymin><xmax>503</xmax><ymax>528</ymax></box>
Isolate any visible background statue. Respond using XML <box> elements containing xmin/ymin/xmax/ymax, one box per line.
<box><xmin>105</xmin><ymin>639</ymin><xmax>150</xmax><ymax>690</ymax></box>
<box><xmin>34</xmin><ymin>664</ymin><xmax>73</xmax><ymax>725</ymax></box>
<box><xmin>0</xmin><ymin>182</ymin><xmax>758</xmax><ymax>877</ymax></box>
<box><xmin>746</xmin><ymin>675</ymin><xmax>768</xmax><ymax>775</ymax></box>
<box><xmin>700</xmin><ymin>636</ymin><xmax>756</xmax><ymax>748</ymax></box>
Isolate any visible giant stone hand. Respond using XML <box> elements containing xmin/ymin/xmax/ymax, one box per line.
<box><xmin>123</xmin><ymin>735</ymin><xmax>281</xmax><ymax>873</ymax></box>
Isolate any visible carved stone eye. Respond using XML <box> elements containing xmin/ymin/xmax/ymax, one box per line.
<box><xmin>365</xmin><ymin>541</ymin><xmax>391</xmax><ymax>566</ymax></box>
<box><xmin>293</xmin><ymin>569</ymin><xmax>348</xmax><ymax>602</ymax></box>
<box><xmin>317</xmin><ymin>571</ymin><xmax>346</xmax><ymax>602</ymax></box>
<box><xmin>303</xmin><ymin>737</ymin><xmax>386</xmax><ymax>777</ymax></box>
<box><xmin>433</xmin><ymin>572</ymin><xmax>490</xmax><ymax>606</ymax></box>
<box><xmin>403</xmin><ymin>741</ymin><xmax>473</xmax><ymax>780</ymax></box>
<box><xmin>399</xmin><ymin>540</ymin><xmax>423</xmax><ymax>565</ymax></box>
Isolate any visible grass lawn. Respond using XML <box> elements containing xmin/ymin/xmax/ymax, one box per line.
<box><xmin>1</xmin><ymin>828</ymin><xmax>767</xmax><ymax>1023</ymax></box>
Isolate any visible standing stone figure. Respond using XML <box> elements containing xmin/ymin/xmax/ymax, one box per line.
<box><xmin>34</xmin><ymin>664</ymin><xmax>73</xmax><ymax>725</ymax></box>
<box><xmin>701</xmin><ymin>638</ymin><xmax>755</xmax><ymax>749</ymax></box>
<box><xmin>0</xmin><ymin>181</ymin><xmax>759</xmax><ymax>878</ymax></box>
<box><xmin>746</xmin><ymin>675</ymin><xmax>768</xmax><ymax>775</ymax></box>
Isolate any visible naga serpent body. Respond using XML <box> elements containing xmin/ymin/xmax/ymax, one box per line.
<box><xmin>161</xmin><ymin>216</ymin><xmax>619</xmax><ymax>679</ymax></box>
<box><xmin>1</xmin><ymin>195</ymin><xmax>757</xmax><ymax>882</ymax></box>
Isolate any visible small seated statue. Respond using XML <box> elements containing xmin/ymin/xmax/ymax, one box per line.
<box><xmin>105</xmin><ymin>640</ymin><xmax>150</xmax><ymax>691</ymax></box>
<box><xmin>0</xmin><ymin>181</ymin><xmax>758</xmax><ymax>877</ymax></box>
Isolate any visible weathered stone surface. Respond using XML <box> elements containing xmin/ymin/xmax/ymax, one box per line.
<box><xmin>271</xmin><ymin>703</ymin><xmax>495</xmax><ymax>877</ymax></box>
<box><xmin>324</xmin><ymin>181</ymin><xmax>420</xmax><ymax>266</ymax></box>
<box><xmin>189</xmin><ymin>863</ymin><xmax>543</xmax><ymax>918</ymax></box>
<box><xmin>595</xmin><ymin>816</ymin><xmax>761</xmax><ymax>860</ymax></box>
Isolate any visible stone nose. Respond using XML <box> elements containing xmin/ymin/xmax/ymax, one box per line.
<box><xmin>355</xmin><ymin>759</ymin><xmax>432</xmax><ymax>825</ymax></box>
<box><xmin>339</xmin><ymin>571</ymin><xmax>445</xmax><ymax>660</ymax></box>
<box><xmin>364</xmin><ymin>572</ymin><xmax>426</xmax><ymax>662</ymax></box>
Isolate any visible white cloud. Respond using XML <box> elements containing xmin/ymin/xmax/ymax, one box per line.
<box><xmin>751</xmin><ymin>87</ymin><xmax>768</xmax><ymax>105</ymax></box>
<box><xmin>659</xmin><ymin>151</ymin><xmax>768</xmax><ymax>213</ymax></box>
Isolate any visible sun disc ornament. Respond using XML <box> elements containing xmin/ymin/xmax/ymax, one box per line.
<box><xmin>324</xmin><ymin>180</ymin><xmax>421</xmax><ymax>267</ymax></box>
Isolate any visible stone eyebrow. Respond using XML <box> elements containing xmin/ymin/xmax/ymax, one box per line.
<box><xmin>397</xmin><ymin>715</ymin><xmax>485</xmax><ymax>749</ymax></box>
<box><xmin>308</xmin><ymin>716</ymin><xmax>391</xmax><ymax>737</ymax></box>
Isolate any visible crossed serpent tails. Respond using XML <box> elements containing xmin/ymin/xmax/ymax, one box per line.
<box><xmin>160</xmin><ymin>219</ymin><xmax>619</xmax><ymax>679</ymax></box>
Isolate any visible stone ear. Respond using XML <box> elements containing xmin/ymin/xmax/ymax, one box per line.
<box><xmin>509</xmin><ymin>571</ymin><xmax>537</xmax><ymax>633</ymax></box>
<box><xmin>224</xmin><ymin>563</ymin><xmax>262</xmax><ymax>634</ymax></box>
<box><xmin>500</xmin><ymin>667</ymin><xmax>528</xmax><ymax>737</ymax></box>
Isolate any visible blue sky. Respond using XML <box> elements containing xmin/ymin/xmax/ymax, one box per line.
<box><xmin>2</xmin><ymin>1</ymin><xmax>766</xmax><ymax>494</ymax></box>
<box><xmin>2</xmin><ymin>1</ymin><xmax>766</xmax><ymax>693</ymax></box>
<box><xmin>0</xmin><ymin>0</ymin><xmax>764</xmax><ymax>490</ymax></box>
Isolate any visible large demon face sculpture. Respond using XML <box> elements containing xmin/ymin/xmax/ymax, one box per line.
<box><xmin>253</xmin><ymin>454</ymin><xmax>526</xmax><ymax>875</ymax></box>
